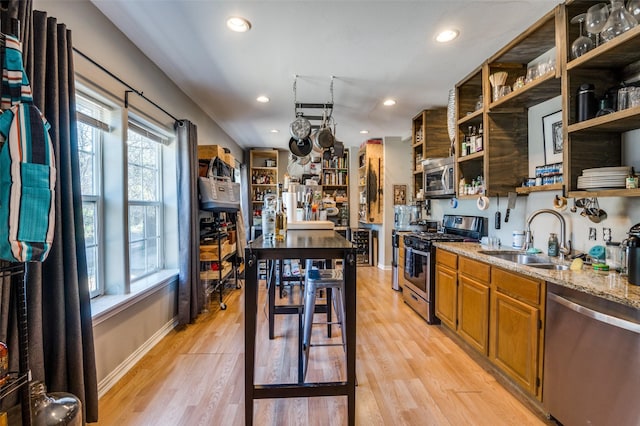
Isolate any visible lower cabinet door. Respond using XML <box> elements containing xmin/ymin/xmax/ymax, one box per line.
<box><xmin>457</xmin><ymin>275</ymin><xmax>489</xmax><ymax>355</ymax></box>
<box><xmin>435</xmin><ymin>264</ymin><xmax>457</xmax><ymax>330</ymax></box>
<box><xmin>490</xmin><ymin>291</ymin><xmax>540</xmax><ymax>396</ymax></box>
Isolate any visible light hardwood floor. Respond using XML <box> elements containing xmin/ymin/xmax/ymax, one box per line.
<box><xmin>94</xmin><ymin>267</ymin><xmax>550</xmax><ymax>425</ymax></box>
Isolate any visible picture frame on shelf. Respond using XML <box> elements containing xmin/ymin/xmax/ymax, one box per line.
<box><xmin>393</xmin><ymin>184</ymin><xmax>407</xmax><ymax>205</ymax></box>
<box><xmin>543</xmin><ymin>110</ymin><xmax>563</xmax><ymax>164</ymax></box>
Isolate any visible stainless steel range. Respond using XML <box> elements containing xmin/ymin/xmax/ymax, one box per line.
<box><xmin>403</xmin><ymin>215</ymin><xmax>487</xmax><ymax>323</ymax></box>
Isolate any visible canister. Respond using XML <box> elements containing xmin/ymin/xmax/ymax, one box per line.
<box><xmin>576</xmin><ymin>83</ymin><xmax>597</xmax><ymax>122</ymax></box>
<box><xmin>512</xmin><ymin>231</ymin><xmax>525</xmax><ymax>249</ymax></box>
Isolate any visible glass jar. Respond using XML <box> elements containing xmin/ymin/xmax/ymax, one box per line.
<box><xmin>601</xmin><ymin>0</ymin><xmax>638</xmax><ymax>42</ymax></box>
<box><xmin>30</xmin><ymin>381</ymin><xmax>82</xmax><ymax>426</ymax></box>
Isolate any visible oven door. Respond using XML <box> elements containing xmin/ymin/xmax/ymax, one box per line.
<box><xmin>403</xmin><ymin>247</ymin><xmax>430</xmax><ymax>299</ymax></box>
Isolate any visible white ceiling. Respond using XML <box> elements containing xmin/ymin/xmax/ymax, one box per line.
<box><xmin>91</xmin><ymin>0</ymin><xmax>562</xmax><ymax>150</ymax></box>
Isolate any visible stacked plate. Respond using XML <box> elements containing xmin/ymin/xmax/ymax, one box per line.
<box><xmin>577</xmin><ymin>166</ymin><xmax>630</xmax><ymax>190</ymax></box>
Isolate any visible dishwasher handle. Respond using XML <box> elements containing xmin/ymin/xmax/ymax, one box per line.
<box><xmin>548</xmin><ymin>292</ymin><xmax>640</xmax><ymax>335</ymax></box>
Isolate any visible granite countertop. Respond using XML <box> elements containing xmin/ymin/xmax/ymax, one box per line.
<box><xmin>434</xmin><ymin>241</ymin><xmax>640</xmax><ymax>310</ymax></box>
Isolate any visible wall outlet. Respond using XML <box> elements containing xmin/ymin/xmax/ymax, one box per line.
<box><xmin>603</xmin><ymin>227</ymin><xmax>612</xmax><ymax>242</ymax></box>
<box><xmin>589</xmin><ymin>227</ymin><xmax>597</xmax><ymax>240</ymax></box>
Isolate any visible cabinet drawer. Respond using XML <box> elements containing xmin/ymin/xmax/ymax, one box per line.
<box><xmin>459</xmin><ymin>256</ymin><xmax>490</xmax><ymax>283</ymax></box>
<box><xmin>492</xmin><ymin>268</ymin><xmax>542</xmax><ymax>306</ymax></box>
<box><xmin>436</xmin><ymin>248</ymin><xmax>457</xmax><ymax>269</ymax></box>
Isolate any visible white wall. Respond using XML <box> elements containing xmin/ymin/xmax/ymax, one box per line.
<box><xmin>34</xmin><ymin>0</ymin><xmax>244</xmax><ymax>394</ymax></box>
<box><xmin>380</xmin><ymin>136</ymin><xmax>408</xmax><ymax>268</ymax></box>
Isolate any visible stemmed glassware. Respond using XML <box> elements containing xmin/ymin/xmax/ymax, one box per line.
<box><xmin>586</xmin><ymin>3</ymin><xmax>610</xmax><ymax>47</ymax></box>
<box><xmin>601</xmin><ymin>0</ymin><xmax>637</xmax><ymax>42</ymax></box>
<box><xmin>627</xmin><ymin>0</ymin><xmax>640</xmax><ymax>21</ymax></box>
<box><xmin>571</xmin><ymin>13</ymin><xmax>594</xmax><ymax>59</ymax></box>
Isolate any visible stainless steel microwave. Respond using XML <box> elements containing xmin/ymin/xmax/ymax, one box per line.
<box><xmin>422</xmin><ymin>156</ymin><xmax>455</xmax><ymax>198</ymax></box>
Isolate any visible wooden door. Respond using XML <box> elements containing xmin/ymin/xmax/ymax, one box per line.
<box><xmin>435</xmin><ymin>264</ymin><xmax>457</xmax><ymax>330</ymax></box>
<box><xmin>490</xmin><ymin>291</ymin><xmax>540</xmax><ymax>396</ymax></box>
<box><xmin>457</xmin><ymin>275</ymin><xmax>490</xmax><ymax>355</ymax></box>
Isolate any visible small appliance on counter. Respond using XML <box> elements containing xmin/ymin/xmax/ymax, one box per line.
<box><xmin>626</xmin><ymin>222</ymin><xmax>640</xmax><ymax>285</ymax></box>
<box><xmin>402</xmin><ymin>215</ymin><xmax>487</xmax><ymax>323</ymax></box>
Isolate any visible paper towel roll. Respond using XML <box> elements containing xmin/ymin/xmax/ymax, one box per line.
<box><xmin>283</xmin><ymin>192</ymin><xmax>297</xmax><ymax>223</ymax></box>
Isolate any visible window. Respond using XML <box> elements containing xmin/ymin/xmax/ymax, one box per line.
<box><xmin>77</xmin><ymin>94</ymin><xmax>109</xmax><ymax>298</ymax></box>
<box><xmin>127</xmin><ymin>123</ymin><xmax>164</xmax><ymax>280</ymax></box>
<box><xmin>76</xmin><ymin>86</ymin><xmax>177</xmax><ymax>301</ymax></box>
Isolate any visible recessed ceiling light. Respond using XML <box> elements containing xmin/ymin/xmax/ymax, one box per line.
<box><xmin>256</xmin><ymin>95</ymin><xmax>270</xmax><ymax>103</ymax></box>
<box><xmin>227</xmin><ymin>16</ymin><xmax>252</xmax><ymax>33</ymax></box>
<box><xmin>270</xmin><ymin>129</ymin><xmax>279</xmax><ymax>133</ymax></box>
<box><xmin>436</xmin><ymin>29</ymin><xmax>459</xmax><ymax>43</ymax></box>
<box><xmin>360</xmin><ymin>130</ymin><xmax>369</xmax><ymax>134</ymax></box>
<box><xmin>383</xmin><ymin>99</ymin><xmax>397</xmax><ymax>106</ymax></box>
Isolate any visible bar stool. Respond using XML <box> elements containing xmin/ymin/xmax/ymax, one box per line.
<box><xmin>301</xmin><ymin>259</ymin><xmax>346</xmax><ymax>380</ymax></box>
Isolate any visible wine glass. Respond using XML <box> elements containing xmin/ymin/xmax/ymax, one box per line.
<box><xmin>571</xmin><ymin>13</ymin><xmax>594</xmax><ymax>59</ymax></box>
<box><xmin>627</xmin><ymin>0</ymin><xmax>640</xmax><ymax>21</ymax></box>
<box><xmin>601</xmin><ymin>0</ymin><xmax>637</xmax><ymax>42</ymax></box>
<box><xmin>586</xmin><ymin>3</ymin><xmax>610</xmax><ymax>47</ymax></box>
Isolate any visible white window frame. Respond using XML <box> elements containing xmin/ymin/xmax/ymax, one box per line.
<box><xmin>126</xmin><ymin>118</ymin><xmax>169</xmax><ymax>282</ymax></box>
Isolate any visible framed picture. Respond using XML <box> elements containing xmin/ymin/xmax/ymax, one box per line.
<box><xmin>393</xmin><ymin>184</ymin><xmax>406</xmax><ymax>205</ymax></box>
<box><xmin>543</xmin><ymin>110</ymin><xmax>563</xmax><ymax>164</ymax></box>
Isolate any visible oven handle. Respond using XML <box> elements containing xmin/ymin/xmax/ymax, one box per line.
<box><xmin>409</xmin><ymin>248</ymin><xmax>430</xmax><ymax>257</ymax></box>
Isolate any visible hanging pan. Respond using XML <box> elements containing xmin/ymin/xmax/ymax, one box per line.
<box><xmin>289</xmin><ymin>136</ymin><xmax>312</xmax><ymax>157</ymax></box>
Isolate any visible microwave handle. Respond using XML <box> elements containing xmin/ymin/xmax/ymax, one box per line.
<box><xmin>442</xmin><ymin>166</ymin><xmax>451</xmax><ymax>190</ymax></box>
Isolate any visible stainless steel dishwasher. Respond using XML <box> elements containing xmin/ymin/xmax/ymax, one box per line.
<box><xmin>544</xmin><ymin>283</ymin><xmax>640</xmax><ymax>426</ymax></box>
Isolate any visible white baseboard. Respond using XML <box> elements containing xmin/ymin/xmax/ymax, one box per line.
<box><xmin>377</xmin><ymin>263</ymin><xmax>392</xmax><ymax>270</ymax></box>
<box><xmin>97</xmin><ymin>317</ymin><xmax>178</xmax><ymax>398</ymax></box>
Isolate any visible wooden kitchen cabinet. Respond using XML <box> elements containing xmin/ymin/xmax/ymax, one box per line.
<box><xmin>457</xmin><ymin>257</ymin><xmax>490</xmax><ymax>355</ymax></box>
<box><xmin>435</xmin><ymin>248</ymin><xmax>457</xmax><ymax>330</ymax></box>
<box><xmin>435</xmin><ymin>248</ymin><xmax>547</xmax><ymax>400</ymax></box>
<box><xmin>357</xmin><ymin>139</ymin><xmax>383</xmax><ymax>224</ymax></box>
<box><xmin>435</xmin><ymin>251</ymin><xmax>490</xmax><ymax>356</ymax></box>
<box><xmin>411</xmin><ymin>108</ymin><xmax>449</xmax><ymax>200</ymax></box>
<box><xmin>490</xmin><ymin>267</ymin><xmax>546</xmax><ymax>400</ymax></box>
<box><xmin>454</xmin><ymin>7</ymin><xmax>561</xmax><ymax>198</ymax></box>
<box><xmin>563</xmin><ymin>0</ymin><xmax>640</xmax><ymax>198</ymax></box>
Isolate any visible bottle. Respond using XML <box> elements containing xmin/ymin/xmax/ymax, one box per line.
<box><xmin>275</xmin><ymin>183</ymin><xmax>287</xmax><ymax>241</ymax></box>
<box><xmin>476</xmin><ymin>123</ymin><xmax>483</xmax><ymax>152</ymax></box>
<box><xmin>261</xmin><ymin>195</ymin><xmax>276</xmax><ymax>242</ymax></box>
<box><xmin>548</xmin><ymin>233</ymin><xmax>559</xmax><ymax>257</ymax></box>
<box><xmin>469</xmin><ymin>126</ymin><xmax>477</xmax><ymax>154</ymax></box>
<box><xmin>466</xmin><ymin>126</ymin><xmax>473</xmax><ymax>155</ymax></box>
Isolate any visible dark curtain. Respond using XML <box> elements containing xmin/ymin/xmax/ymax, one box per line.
<box><xmin>0</xmin><ymin>4</ymin><xmax>98</xmax><ymax>422</ymax></box>
<box><xmin>175</xmin><ymin>120</ymin><xmax>202</xmax><ymax>325</ymax></box>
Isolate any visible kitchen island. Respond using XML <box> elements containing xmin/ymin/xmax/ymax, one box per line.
<box><xmin>244</xmin><ymin>230</ymin><xmax>357</xmax><ymax>426</ymax></box>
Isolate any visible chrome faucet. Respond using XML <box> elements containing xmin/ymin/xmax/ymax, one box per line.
<box><xmin>524</xmin><ymin>209</ymin><xmax>571</xmax><ymax>259</ymax></box>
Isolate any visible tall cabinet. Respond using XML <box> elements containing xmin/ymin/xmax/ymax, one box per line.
<box><xmin>249</xmin><ymin>149</ymin><xmax>279</xmax><ymax>229</ymax></box>
<box><xmin>358</xmin><ymin>139</ymin><xmax>383</xmax><ymax>224</ymax></box>
<box><xmin>411</xmin><ymin>108</ymin><xmax>450</xmax><ymax>199</ymax></box>
<box><xmin>321</xmin><ymin>150</ymin><xmax>350</xmax><ymax>228</ymax></box>
<box><xmin>563</xmin><ymin>0</ymin><xmax>640</xmax><ymax>198</ymax></box>
<box><xmin>454</xmin><ymin>7</ymin><xmax>561</xmax><ymax>197</ymax></box>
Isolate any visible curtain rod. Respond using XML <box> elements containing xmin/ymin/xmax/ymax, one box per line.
<box><xmin>72</xmin><ymin>47</ymin><xmax>181</xmax><ymax>124</ymax></box>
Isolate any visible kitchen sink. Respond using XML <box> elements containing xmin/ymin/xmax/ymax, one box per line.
<box><xmin>478</xmin><ymin>250</ymin><xmax>569</xmax><ymax>270</ymax></box>
<box><xmin>479</xmin><ymin>251</ymin><xmax>551</xmax><ymax>264</ymax></box>
<box><xmin>528</xmin><ymin>263</ymin><xmax>570</xmax><ymax>271</ymax></box>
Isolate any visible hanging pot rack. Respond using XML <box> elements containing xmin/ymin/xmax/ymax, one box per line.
<box><xmin>292</xmin><ymin>75</ymin><xmax>334</xmax><ymax>129</ymax></box>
